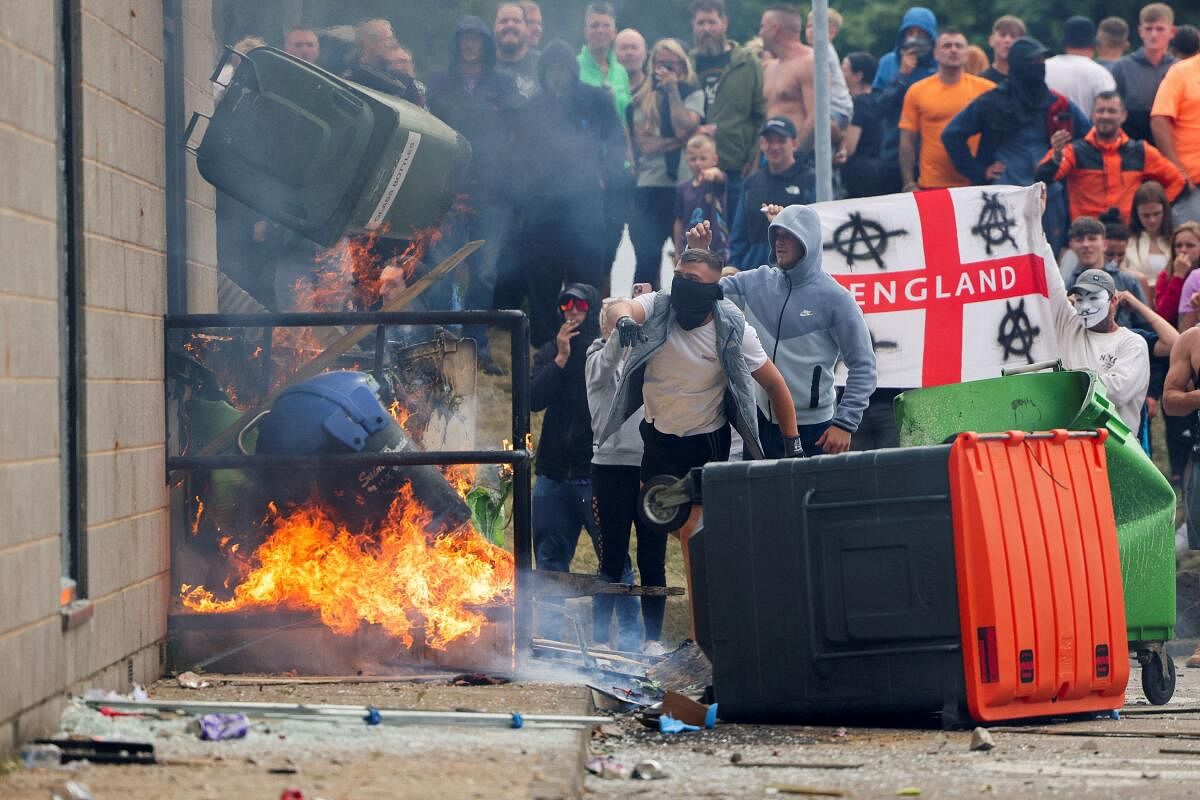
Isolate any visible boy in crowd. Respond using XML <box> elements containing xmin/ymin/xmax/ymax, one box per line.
<box><xmin>674</xmin><ymin>133</ymin><xmax>730</xmax><ymax>262</ymax></box>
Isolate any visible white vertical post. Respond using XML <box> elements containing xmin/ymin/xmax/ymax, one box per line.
<box><xmin>812</xmin><ymin>0</ymin><xmax>833</xmax><ymax>202</ymax></box>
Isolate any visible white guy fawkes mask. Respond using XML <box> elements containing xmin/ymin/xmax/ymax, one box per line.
<box><xmin>1072</xmin><ymin>287</ymin><xmax>1111</xmax><ymax>330</ymax></box>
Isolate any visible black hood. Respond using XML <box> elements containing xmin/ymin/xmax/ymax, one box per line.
<box><xmin>559</xmin><ymin>282</ymin><xmax>601</xmax><ymax>334</ymax></box>
<box><xmin>537</xmin><ymin>39</ymin><xmax>581</xmax><ymax>90</ymax></box>
<box><xmin>452</xmin><ymin>15</ymin><xmax>496</xmax><ymax>73</ymax></box>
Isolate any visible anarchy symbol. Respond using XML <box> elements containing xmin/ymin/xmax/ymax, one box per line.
<box><xmin>971</xmin><ymin>192</ymin><xmax>1019</xmax><ymax>255</ymax></box>
<box><xmin>997</xmin><ymin>299</ymin><xmax>1040</xmax><ymax>363</ymax></box>
<box><xmin>823</xmin><ymin>212</ymin><xmax>907</xmax><ymax>270</ymax></box>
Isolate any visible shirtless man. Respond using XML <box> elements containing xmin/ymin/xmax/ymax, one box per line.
<box><xmin>760</xmin><ymin>5</ymin><xmax>816</xmax><ymax>149</ymax></box>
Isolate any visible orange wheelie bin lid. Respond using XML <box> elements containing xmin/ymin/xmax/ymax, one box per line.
<box><xmin>948</xmin><ymin>430</ymin><xmax>1129</xmax><ymax>723</ymax></box>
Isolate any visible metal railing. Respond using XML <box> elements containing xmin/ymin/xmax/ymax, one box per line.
<box><xmin>164</xmin><ymin>308</ymin><xmax>534</xmax><ymax>658</ymax></box>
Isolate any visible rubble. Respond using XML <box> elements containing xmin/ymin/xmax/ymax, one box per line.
<box><xmin>970</xmin><ymin>727</ymin><xmax>996</xmax><ymax>751</ymax></box>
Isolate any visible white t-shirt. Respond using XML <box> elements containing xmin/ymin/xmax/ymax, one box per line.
<box><xmin>1045</xmin><ymin>54</ymin><xmax>1116</xmax><ymax>117</ymax></box>
<box><xmin>633</xmin><ymin>292</ymin><xmax>769</xmax><ymax>436</ymax></box>
<box><xmin>1045</xmin><ymin>258</ymin><xmax>1149</xmax><ymax>431</ymax></box>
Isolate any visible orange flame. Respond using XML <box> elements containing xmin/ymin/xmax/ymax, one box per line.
<box><xmin>179</xmin><ymin>486</ymin><xmax>513</xmax><ymax>650</ymax></box>
<box><xmin>191</xmin><ymin>498</ymin><xmax>205</xmax><ymax>536</ymax></box>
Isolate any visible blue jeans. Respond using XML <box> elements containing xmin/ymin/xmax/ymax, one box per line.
<box><xmin>532</xmin><ymin>476</ymin><xmax>639</xmax><ymax>646</ymax></box>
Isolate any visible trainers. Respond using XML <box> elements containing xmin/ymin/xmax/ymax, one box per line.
<box><xmin>1187</xmin><ymin>647</ymin><xmax>1200</xmax><ymax>668</ymax></box>
<box><xmin>642</xmin><ymin>640</ymin><xmax>669</xmax><ymax>657</ymax></box>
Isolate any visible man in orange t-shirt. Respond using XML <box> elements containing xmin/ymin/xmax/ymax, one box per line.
<box><xmin>899</xmin><ymin>29</ymin><xmax>995</xmax><ymax>190</ymax></box>
<box><xmin>1151</xmin><ymin>54</ymin><xmax>1200</xmax><ymax>223</ymax></box>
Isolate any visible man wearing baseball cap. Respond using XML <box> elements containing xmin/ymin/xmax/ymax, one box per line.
<box><xmin>1046</xmin><ymin>255</ymin><xmax>1152</xmax><ymax>431</ymax></box>
<box><xmin>728</xmin><ymin>115</ymin><xmax>812</xmax><ymax>270</ymax></box>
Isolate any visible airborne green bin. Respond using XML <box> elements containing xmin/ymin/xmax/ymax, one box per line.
<box><xmin>195</xmin><ymin>46</ymin><xmax>471</xmax><ymax>246</ymax></box>
<box><xmin>894</xmin><ymin>368</ymin><xmax>1176</xmax><ymax>649</ymax></box>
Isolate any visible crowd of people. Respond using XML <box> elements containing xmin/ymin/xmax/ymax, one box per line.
<box><xmin>215</xmin><ymin>1</ymin><xmax>1200</xmax><ymax>653</ymax></box>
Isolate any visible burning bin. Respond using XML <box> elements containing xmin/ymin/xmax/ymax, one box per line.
<box><xmin>254</xmin><ymin>371</ymin><xmax>470</xmax><ymax>534</ymax></box>
<box><xmin>893</xmin><ymin>366</ymin><xmax>1176</xmax><ymax>663</ymax></box>
<box><xmin>191</xmin><ymin>46</ymin><xmax>471</xmax><ymax>246</ymax></box>
<box><xmin>688</xmin><ymin>431</ymin><xmax>1132</xmax><ymax>724</ymax></box>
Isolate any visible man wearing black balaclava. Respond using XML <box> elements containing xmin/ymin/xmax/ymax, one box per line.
<box><xmin>530</xmin><ymin>284</ymin><xmax>639</xmax><ymax>644</ymax></box>
<box><xmin>598</xmin><ymin>250</ymin><xmax>800</xmax><ymax>603</ymax></box>
<box><xmin>942</xmin><ymin>36</ymin><xmax>1091</xmax><ymax>252</ymax></box>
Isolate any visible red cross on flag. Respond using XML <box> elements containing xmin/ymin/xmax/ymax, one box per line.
<box><xmin>820</xmin><ymin>185</ymin><xmax>1060</xmax><ymax>389</ymax></box>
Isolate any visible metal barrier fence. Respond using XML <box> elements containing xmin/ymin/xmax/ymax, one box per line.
<box><xmin>164</xmin><ymin>309</ymin><xmax>534</xmax><ymax>659</ymax></box>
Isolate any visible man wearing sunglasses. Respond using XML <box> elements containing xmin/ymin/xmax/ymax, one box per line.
<box><xmin>531</xmin><ymin>284</ymin><xmax>640</xmax><ymax>645</ymax></box>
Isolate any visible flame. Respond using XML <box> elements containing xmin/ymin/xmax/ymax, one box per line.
<box><xmin>180</xmin><ymin>485</ymin><xmax>514</xmax><ymax>650</ymax></box>
<box><xmin>191</xmin><ymin>498</ymin><xmax>205</xmax><ymax>535</ymax></box>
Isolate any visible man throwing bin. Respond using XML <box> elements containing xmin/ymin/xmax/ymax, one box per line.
<box><xmin>597</xmin><ymin>248</ymin><xmax>800</xmax><ymax>561</ymax></box>
<box><xmin>688</xmin><ymin>207</ymin><xmax>877</xmax><ymax>455</ymax></box>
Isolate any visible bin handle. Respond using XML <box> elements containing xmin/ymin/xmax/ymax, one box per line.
<box><xmin>181</xmin><ymin>112</ymin><xmax>209</xmax><ymax>155</ymax></box>
<box><xmin>1001</xmin><ymin>359</ymin><xmax>1063</xmax><ymax>377</ymax></box>
<box><xmin>209</xmin><ymin>45</ymin><xmax>241</xmax><ymax>85</ymax></box>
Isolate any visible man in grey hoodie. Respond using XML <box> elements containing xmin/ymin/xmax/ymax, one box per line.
<box><xmin>690</xmin><ymin>204</ymin><xmax>876</xmax><ymax>455</ymax></box>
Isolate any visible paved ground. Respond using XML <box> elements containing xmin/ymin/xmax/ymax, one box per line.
<box><xmin>7</xmin><ymin>656</ymin><xmax>1200</xmax><ymax>798</ymax></box>
<box><xmin>586</xmin><ymin>656</ymin><xmax>1200</xmax><ymax>799</ymax></box>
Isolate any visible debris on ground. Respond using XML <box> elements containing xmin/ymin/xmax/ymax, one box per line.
<box><xmin>450</xmin><ymin>673</ymin><xmax>510</xmax><ymax>686</ymax></box>
<box><xmin>970</xmin><ymin>727</ymin><xmax>996</xmax><ymax>751</ymax></box>
<box><xmin>196</xmin><ymin>713</ymin><xmax>250</xmax><ymax>741</ymax></box>
<box><xmin>766</xmin><ymin>784</ymin><xmax>846</xmax><ymax>797</ymax></box>
<box><xmin>176</xmin><ymin>671</ymin><xmax>211</xmax><ymax>689</ymax></box>
<box><xmin>586</xmin><ymin>754</ymin><xmax>630</xmax><ymax>779</ymax></box>
<box><xmin>631</xmin><ymin>759</ymin><xmax>668</xmax><ymax>780</ymax></box>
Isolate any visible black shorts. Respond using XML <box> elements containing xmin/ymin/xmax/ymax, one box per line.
<box><xmin>639</xmin><ymin>419</ymin><xmax>731</xmax><ymax>481</ymax></box>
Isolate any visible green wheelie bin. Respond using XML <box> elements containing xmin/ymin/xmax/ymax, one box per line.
<box><xmin>191</xmin><ymin>46</ymin><xmax>471</xmax><ymax>246</ymax></box>
<box><xmin>893</xmin><ymin>361</ymin><xmax>1178</xmax><ymax>704</ymax></box>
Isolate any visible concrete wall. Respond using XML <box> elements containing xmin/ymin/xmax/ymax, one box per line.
<box><xmin>0</xmin><ymin>0</ymin><xmax>216</xmax><ymax>754</ymax></box>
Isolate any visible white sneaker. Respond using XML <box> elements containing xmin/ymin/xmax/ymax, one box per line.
<box><xmin>642</xmin><ymin>640</ymin><xmax>669</xmax><ymax>657</ymax></box>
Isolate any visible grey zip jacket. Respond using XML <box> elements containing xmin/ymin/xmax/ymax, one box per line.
<box><xmin>598</xmin><ymin>292</ymin><xmax>765</xmax><ymax>459</ymax></box>
<box><xmin>586</xmin><ymin>335</ymin><xmax>643</xmax><ymax>466</ymax></box>
<box><xmin>721</xmin><ymin>204</ymin><xmax>876</xmax><ymax>431</ymax></box>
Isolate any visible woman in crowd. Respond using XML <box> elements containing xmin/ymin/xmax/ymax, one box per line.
<box><xmin>1156</xmin><ymin>221</ymin><xmax>1200</xmax><ymax>483</ymax></box>
<box><xmin>626</xmin><ymin>38</ymin><xmax>704</xmax><ymax>289</ymax></box>
<box><xmin>1126</xmin><ymin>181</ymin><xmax>1175</xmax><ymax>292</ymax></box>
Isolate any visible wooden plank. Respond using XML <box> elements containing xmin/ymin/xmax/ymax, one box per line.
<box><xmin>176</xmin><ymin>240</ymin><xmax>482</xmax><ymax>467</ymax></box>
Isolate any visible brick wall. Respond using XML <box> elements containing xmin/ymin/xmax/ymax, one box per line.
<box><xmin>0</xmin><ymin>0</ymin><xmax>216</xmax><ymax>754</ymax></box>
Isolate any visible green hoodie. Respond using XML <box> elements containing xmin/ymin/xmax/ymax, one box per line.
<box><xmin>577</xmin><ymin>46</ymin><xmax>631</xmax><ymax>121</ymax></box>
<box><xmin>693</xmin><ymin>43</ymin><xmax>764</xmax><ymax>173</ymax></box>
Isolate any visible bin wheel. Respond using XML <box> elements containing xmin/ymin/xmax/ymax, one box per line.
<box><xmin>1140</xmin><ymin>649</ymin><xmax>1176</xmax><ymax>705</ymax></box>
<box><xmin>639</xmin><ymin>475</ymin><xmax>692</xmax><ymax>535</ymax></box>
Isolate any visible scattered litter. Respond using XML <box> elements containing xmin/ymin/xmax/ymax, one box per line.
<box><xmin>632</xmin><ymin>759</ymin><xmax>668</xmax><ymax>780</ymax></box>
<box><xmin>97</xmin><ymin>707</ymin><xmax>155</xmax><ymax>719</ymax></box>
<box><xmin>970</xmin><ymin>727</ymin><xmax>996</xmax><ymax>751</ymax></box>
<box><xmin>176</xmin><ymin>671</ymin><xmax>211</xmax><ymax>689</ymax></box>
<box><xmin>82</xmin><ymin>685</ymin><xmax>148</xmax><ymax>703</ymax></box>
<box><xmin>280</xmin><ymin>790</ymin><xmax>304</xmax><ymax>800</ymax></box>
<box><xmin>659</xmin><ymin>714</ymin><xmax>701</xmax><ymax>734</ymax></box>
<box><xmin>269</xmin><ymin>766</ymin><xmax>300</xmax><ymax>774</ymax></box>
<box><xmin>586</xmin><ymin>755</ymin><xmax>630</xmax><ymax>779</ymax></box>
<box><xmin>588</xmin><ymin>685</ymin><xmax>644</xmax><ymax>713</ymax></box>
<box><xmin>897</xmin><ymin>789</ymin><xmax>922</xmax><ymax>796</ymax></box>
<box><xmin>1110</xmin><ymin>710</ymin><xmax>1121</xmax><ymax>720</ymax></box>
<box><xmin>834</xmin><ymin>727</ymin><xmax>847</xmax><ymax>738</ymax></box>
<box><xmin>197</xmin><ymin>713</ymin><xmax>250</xmax><ymax>741</ymax></box>
<box><xmin>732</xmin><ymin>760</ymin><xmax>864</xmax><ymax>770</ymax></box>
<box><xmin>451</xmin><ymin>673</ymin><xmax>510</xmax><ymax>686</ymax></box>
<box><xmin>766</xmin><ymin>785</ymin><xmax>846</xmax><ymax>797</ymax></box>
<box><xmin>36</xmin><ymin>739</ymin><xmax>155</xmax><ymax>766</ymax></box>
<box><xmin>50</xmin><ymin>780</ymin><xmax>93</xmax><ymax>800</ymax></box>
<box><xmin>19</xmin><ymin>743</ymin><xmax>62</xmax><ymax>769</ymax></box>
<box><xmin>661</xmin><ymin>691</ymin><xmax>717</xmax><ymax>729</ymax></box>
<box><xmin>363</xmin><ymin>708</ymin><xmax>382</xmax><ymax>726</ymax></box>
